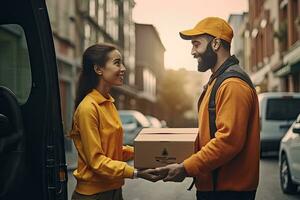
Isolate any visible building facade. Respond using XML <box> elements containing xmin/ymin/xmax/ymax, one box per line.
<box><xmin>134</xmin><ymin>23</ymin><xmax>165</xmax><ymax>117</ymax></box>
<box><xmin>247</xmin><ymin>0</ymin><xmax>300</xmax><ymax>93</ymax></box>
<box><xmin>274</xmin><ymin>0</ymin><xmax>300</xmax><ymax>92</ymax></box>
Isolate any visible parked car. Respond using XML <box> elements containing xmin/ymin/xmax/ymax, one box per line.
<box><xmin>258</xmin><ymin>92</ymin><xmax>300</xmax><ymax>154</ymax></box>
<box><xmin>0</xmin><ymin>0</ymin><xmax>67</xmax><ymax>199</ymax></box>
<box><xmin>146</xmin><ymin>115</ymin><xmax>162</xmax><ymax>128</ymax></box>
<box><xmin>119</xmin><ymin>110</ymin><xmax>150</xmax><ymax>145</ymax></box>
<box><xmin>160</xmin><ymin>119</ymin><xmax>168</xmax><ymax>128</ymax></box>
<box><xmin>279</xmin><ymin>113</ymin><xmax>300</xmax><ymax>194</ymax></box>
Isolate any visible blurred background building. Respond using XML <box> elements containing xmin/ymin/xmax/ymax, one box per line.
<box><xmin>134</xmin><ymin>23</ymin><xmax>165</xmax><ymax>116</ymax></box>
<box><xmin>230</xmin><ymin>0</ymin><xmax>300</xmax><ymax>93</ymax></box>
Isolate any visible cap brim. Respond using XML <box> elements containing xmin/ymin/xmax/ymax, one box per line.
<box><xmin>179</xmin><ymin>29</ymin><xmax>204</xmax><ymax>40</ymax></box>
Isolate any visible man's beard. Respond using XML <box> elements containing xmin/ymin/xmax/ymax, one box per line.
<box><xmin>197</xmin><ymin>40</ymin><xmax>217</xmax><ymax>72</ymax></box>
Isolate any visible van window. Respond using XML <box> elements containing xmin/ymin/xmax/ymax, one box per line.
<box><xmin>0</xmin><ymin>24</ymin><xmax>31</xmax><ymax>104</ymax></box>
<box><xmin>266</xmin><ymin>98</ymin><xmax>300</xmax><ymax>121</ymax></box>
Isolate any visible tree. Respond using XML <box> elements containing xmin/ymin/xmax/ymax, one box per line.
<box><xmin>157</xmin><ymin>69</ymin><xmax>194</xmax><ymax>127</ymax></box>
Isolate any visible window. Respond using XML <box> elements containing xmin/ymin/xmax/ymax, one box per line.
<box><xmin>106</xmin><ymin>0</ymin><xmax>118</xmax><ymax>41</ymax></box>
<box><xmin>290</xmin><ymin>0</ymin><xmax>299</xmax><ymax>45</ymax></box>
<box><xmin>123</xmin><ymin>0</ymin><xmax>129</xmax><ymax>15</ymax></box>
<box><xmin>97</xmin><ymin>0</ymin><xmax>104</xmax><ymax>27</ymax></box>
<box><xmin>84</xmin><ymin>23</ymin><xmax>91</xmax><ymax>49</ymax></box>
<box><xmin>89</xmin><ymin>0</ymin><xmax>96</xmax><ymax>17</ymax></box>
<box><xmin>266</xmin><ymin>21</ymin><xmax>274</xmax><ymax>57</ymax></box>
<box><xmin>279</xmin><ymin>0</ymin><xmax>288</xmax><ymax>51</ymax></box>
<box><xmin>266</xmin><ymin>98</ymin><xmax>300</xmax><ymax>120</ymax></box>
<box><xmin>61</xmin><ymin>0</ymin><xmax>72</xmax><ymax>38</ymax></box>
<box><xmin>129</xmin><ymin>72</ymin><xmax>135</xmax><ymax>85</ymax></box>
<box><xmin>90</xmin><ymin>26</ymin><xmax>97</xmax><ymax>43</ymax></box>
<box><xmin>0</xmin><ymin>24</ymin><xmax>31</xmax><ymax>104</ymax></box>
<box><xmin>143</xmin><ymin>69</ymin><xmax>156</xmax><ymax>96</ymax></box>
<box><xmin>98</xmin><ymin>34</ymin><xmax>104</xmax><ymax>43</ymax></box>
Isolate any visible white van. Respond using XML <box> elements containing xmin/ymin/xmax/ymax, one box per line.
<box><xmin>258</xmin><ymin>92</ymin><xmax>300</xmax><ymax>154</ymax></box>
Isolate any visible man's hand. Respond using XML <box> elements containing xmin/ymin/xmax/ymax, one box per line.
<box><xmin>137</xmin><ymin>168</ymin><xmax>165</xmax><ymax>182</ymax></box>
<box><xmin>156</xmin><ymin>163</ymin><xmax>187</xmax><ymax>182</ymax></box>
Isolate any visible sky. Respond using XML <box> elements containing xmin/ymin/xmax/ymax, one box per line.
<box><xmin>132</xmin><ymin>0</ymin><xmax>248</xmax><ymax>71</ymax></box>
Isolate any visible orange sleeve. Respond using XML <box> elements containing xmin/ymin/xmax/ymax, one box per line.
<box><xmin>184</xmin><ymin>79</ymin><xmax>254</xmax><ymax>176</ymax></box>
<box><xmin>77</xmin><ymin>103</ymin><xmax>134</xmax><ymax>179</ymax></box>
<box><xmin>122</xmin><ymin>145</ymin><xmax>134</xmax><ymax>161</ymax></box>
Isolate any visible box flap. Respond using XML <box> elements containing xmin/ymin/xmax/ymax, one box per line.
<box><xmin>135</xmin><ymin>128</ymin><xmax>198</xmax><ymax>142</ymax></box>
<box><xmin>139</xmin><ymin>128</ymin><xmax>198</xmax><ymax>134</ymax></box>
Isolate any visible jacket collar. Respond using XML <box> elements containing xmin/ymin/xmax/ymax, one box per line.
<box><xmin>88</xmin><ymin>89</ymin><xmax>115</xmax><ymax>104</ymax></box>
<box><xmin>208</xmin><ymin>55</ymin><xmax>239</xmax><ymax>85</ymax></box>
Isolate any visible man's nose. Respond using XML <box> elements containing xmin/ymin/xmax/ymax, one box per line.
<box><xmin>191</xmin><ymin>48</ymin><xmax>196</xmax><ymax>56</ymax></box>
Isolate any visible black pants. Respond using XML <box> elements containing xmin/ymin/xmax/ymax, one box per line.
<box><xmin>196</xmin><ymin>191</ymin><xmax>256</xmax><ymax>200</ymax></box>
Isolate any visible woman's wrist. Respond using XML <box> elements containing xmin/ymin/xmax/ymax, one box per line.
<box><xmin>133</xmin><ymin>169</ymin><xmax>139</xmax><ymax>179</ymax></box>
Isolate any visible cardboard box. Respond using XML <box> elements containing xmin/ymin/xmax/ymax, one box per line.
<box><xmin>134</xmin><ymin>128</ymin><xmax>198</xmax><ymax>169</ymax></box>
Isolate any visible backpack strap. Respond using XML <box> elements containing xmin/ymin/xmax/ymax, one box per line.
<box><xmin>209</xmin><ymin>71</ymin><xmax>254</xmax><ymax>138</ymax></box>
<box><xmin>208</xmin><ymin>70</ymin><xmax>254</xmax><ymax>191</ymax></box>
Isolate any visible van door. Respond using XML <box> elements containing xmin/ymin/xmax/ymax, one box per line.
<box><xmin>0</xmin><ymin>0</ymin><xmax>67</xmax><ymax>199</ymax></box>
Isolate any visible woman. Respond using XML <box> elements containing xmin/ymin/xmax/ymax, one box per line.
<box><xmin>70</xmin><ymin>43</ymin><xmax>136</xmax><ymax>200</ymax></box>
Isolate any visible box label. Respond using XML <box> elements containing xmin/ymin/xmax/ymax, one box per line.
<box><xmin>154</xmin><ymin>148</ymin><xmax>176</xmax><ymax>164</ymax></box>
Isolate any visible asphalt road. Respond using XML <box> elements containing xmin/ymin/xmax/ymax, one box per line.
<box><xmin>255</xmin><ymin>156</ymin><xmax>300</xmax><ymax>200</ymax></box>
<box><xmin>67</xmin><ymin>157</ymin><xmax>300</xmax><ymax>200</ymax></box>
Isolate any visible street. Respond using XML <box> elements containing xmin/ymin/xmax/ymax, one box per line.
<box><xmin>67</xmin><ymin>156</ymin><xmax>300</xmax><ymax>200</ymax></box>
<box><xmin>256</xmin><ymin>156</ymin><xmax>300</xmax><ymax>200</ymax></box>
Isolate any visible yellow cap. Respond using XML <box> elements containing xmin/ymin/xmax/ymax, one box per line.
<box><xmin>180</xmin><ymin>17</ymin><xmax>233</xmax><ymax>43</ymax></box>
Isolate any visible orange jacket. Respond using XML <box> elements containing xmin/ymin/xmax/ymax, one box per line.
<box><xmin>70</xmin><ymin>89</ymin><xmax>134</xmax><ymax>195</ymax></box>
<box><xmin>184</xmin><ymin>78</ymin><xmax>260</xmax><ymax>191</ymax></box>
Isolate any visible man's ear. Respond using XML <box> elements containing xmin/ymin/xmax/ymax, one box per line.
<box><xmin>212</xmin><ymin>38</ymin><xmax>221</xmax><ymax>51</ymax></box>
<box><xmin>94</xmin><ymin>65</ymin><xmax>103</xmax><ymax>76</ymax></box>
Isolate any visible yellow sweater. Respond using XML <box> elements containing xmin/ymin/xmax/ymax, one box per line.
<box><xmin>70</xmin><ymin>89</ymin><xmax>134</xmax><ymax>195</ymax></box>
<box><xmin>184</xmin><ymin>78</ymin><xmax>260</xmax><ymax>191</ymax></box>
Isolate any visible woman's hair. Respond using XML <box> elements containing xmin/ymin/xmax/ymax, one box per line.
<box><xmin>74</xmin><ymin>43</ymin><xmax>117</xmax><ymax>109</ymax></box>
